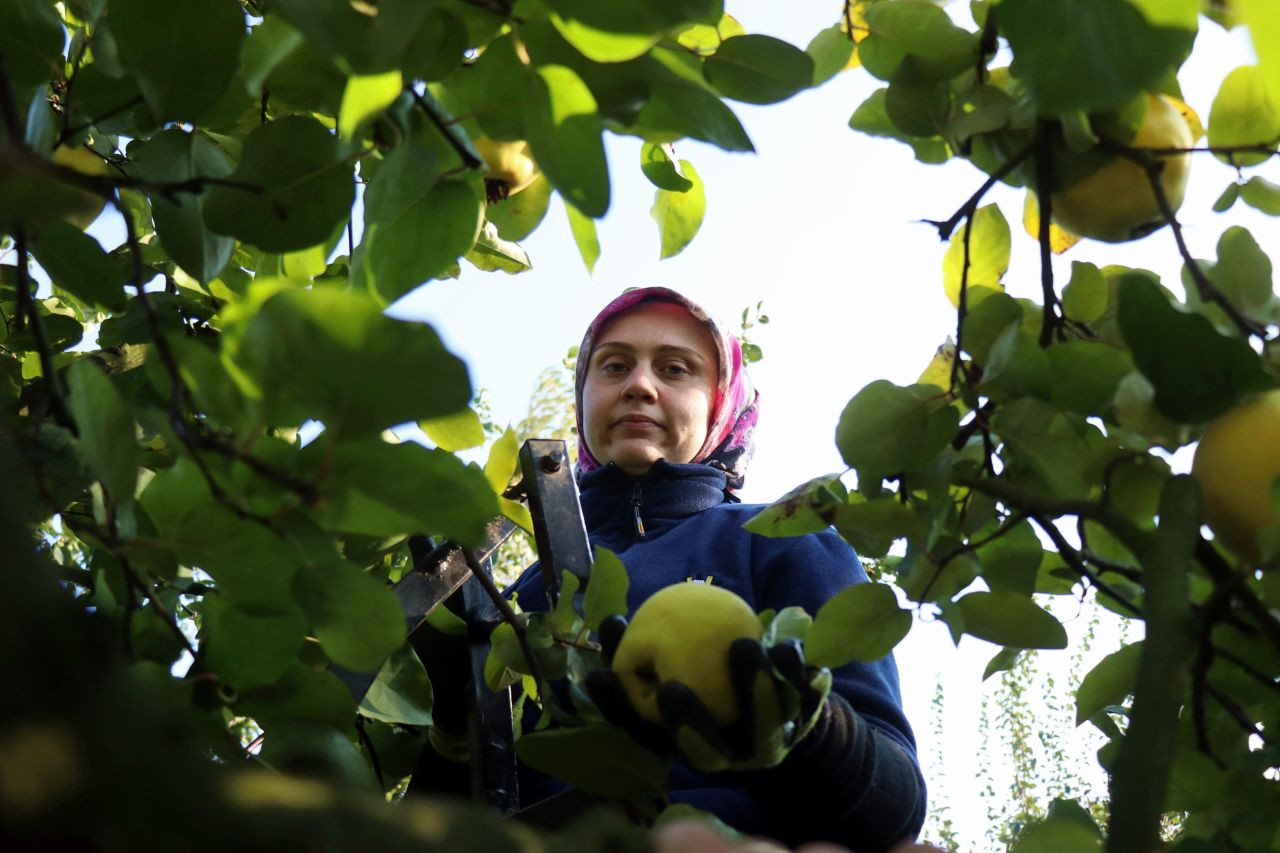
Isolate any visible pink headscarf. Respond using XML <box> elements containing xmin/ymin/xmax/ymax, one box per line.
<box><xmin>574</xmin><ymin>287</ymin><xmax>759</xmax><ymax>490</ymax></box>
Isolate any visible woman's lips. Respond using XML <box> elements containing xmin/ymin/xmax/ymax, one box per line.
<box><xmin>615</xmin><ymin>415</ymin><xmax>660</xmax><ymax>429</ymax></box>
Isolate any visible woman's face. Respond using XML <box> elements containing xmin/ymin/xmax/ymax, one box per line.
<box><xmin>581</xmin><ymin>301</ymin><xmax>719</xmax><ymax>477</ymax></box>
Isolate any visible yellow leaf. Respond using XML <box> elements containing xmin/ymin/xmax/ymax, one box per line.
<box><xmin>1022</xmin><ymin>191</ymin><xmax>1082</xmax><ymax>255</ymax></box>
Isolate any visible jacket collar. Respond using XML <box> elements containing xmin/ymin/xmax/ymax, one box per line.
<box><xmin>578</xmin><ymin>460</ymin><xmax>731</xmax><ymax>538</ymax></box>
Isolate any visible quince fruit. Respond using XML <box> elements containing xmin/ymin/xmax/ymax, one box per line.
<box><xmin>1049</xmin><ymin>93</ymin><xmax>1195</xmax><ymax>243</ymax></box>
<box><xmin>1192</xmin><ymin>389</ymin><xmax>1280</xmax><ymax>563</ymax></box>
<box><xmin>473</xmin><ymin>137</ymin><xmax>539</xmax><ymax>204</ymax></box>
<box><xmin>612</xmin><ymin>582</ymin><xmax>771</xmax><ymax>727</ymax></box>
<box><xmin>50</xmin><ymin>144</ymin><xmax>109</xmax><ymax>230</ymax></box>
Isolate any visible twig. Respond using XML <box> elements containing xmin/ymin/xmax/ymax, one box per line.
<box><xmin>951</xmin><ymin>400</ymin><xmax>997</xmax><ymax>451</ymax></box>
<box><xmin>1103</xmin><ymin>140</ymin><xmax>1264</xmax><ymax>340</ymax></box>
<box><xmin>1193</xmin><ymin>538</ymin><xmax>1280</xmax><ymax>651</ymax></box>
<box><xmin>1142</xmin><ymin>143</ymin><xmax>1278</xmax><ymax>160</ymax></box>
<box><xmin>13</xmin><ymin>227</ymin><xmax>77</xmax><ymax>431</ymax></box>
<box><xmin>949</xmin><ymin>196</ymin><xmax>975</xmax><ymax>393</ymax></box>
<box><xmin>462</xmin><ymin>547</ymin><xmax>545</xmax><ymax>690</ymax></box>
<box><xmin>408</xmin><ymin>89</ymin><xmax>483</xmax><ymax>171</ymax></box>
<box><xmin>354</xmin><ymin>717</ymin><xmax>386</xmax><ymax>790</ymax></box>
<box><xmin>0</xmin><ymin>55</ymin><xmax>23</xmax><ymax>143</ymax></box>
<box><xmin>919</xmin><ymin>512</ymin><xmax>1027</xmax><ymax>602</ymax></box>
<box><xmin>121</xmin><ymin>557</ymin><xmax>200</xmax><ymax>660</ymax></box>
<box><xmin>925</xmin><ymin>141</ymin><xmax>1034</xmax><ymax>240</ymax></box>
<box><xmin>1207</xmin><ymin>683</ymin><xmax>1272</xmax><ymax>745</ymax></box>
<box><xmin>52</xmin><ymin>95</ymin><xmax>145</xmax><ymax>147</ymax></box>
<box><xmin>1212</xmin><ymin>644</ymin><xmax>1280</xmax><ymax>694</ymax></box>
<box><xmin>1191</xmin><ymin>593</ymin><xmax>1227</xmax><ymax>767</ymax></box>
<box><xmin>1030</xmin><ymin>515</ymin><xmax>1144</xmax><ymax>618</ymax></box>
<box><xmin>1034</xmin><ymin>121</ymin><xmax>1060</xmax><ymax>347</ymax></box>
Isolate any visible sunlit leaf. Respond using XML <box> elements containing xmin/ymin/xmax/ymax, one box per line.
<box><xmin>1207</xmin><ymin>65</ymin><xmax>1280</xmax><ymax>167</ymax></box>
<box><xmin>942</xmin><ymin>203</ymin><xmax>1010</xmax><ymax>308</ymax></box>
<box><xmin>584</xmin><ymin>546</ymin><xmax>629</xmax><ymax>630</ymax></box>
<box><xmin>956</xmin><ymin>591</ymin><xmax>1068</xmax><ymax>649</ymax></box>
<box><xmin>523</xmin><ymin>65</ymin><xmax>610</xmax><ymax>218</ymax></box>
<box><xmin>651</xmin><ymin>159</ymin><xmax>706</xmax><ymax>259</ymax></box>
<box><xmin>805</xmin><ymin>583</ymin><xmax>912</xmax><ymax>667</ymax></box>
<box><xmin>338</xmin><ymin>70</ymin><xmax>403</xmax><ymax>140</ymax></box>
<box><xmin>704</xmin><ymin>35</ymin><xmax>814</xmax><ymax>105</ymax></box>
<box><xmin>565</xmin><ymin>200</ymin><xmax>601</xmax><ymax>274</ymax></box>
<box><xmin>204</xmin><ymin>116</ymin><xmax>355</xmax><ymax>253</ymax></box>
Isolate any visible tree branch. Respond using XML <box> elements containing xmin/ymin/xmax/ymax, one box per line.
<box><xmin>919</xmin><ymin>512</ymin><xmax>1028</xmax><ymax>603</ymax></box>
<box><xmin>1193</xmin><ymin>538</ymin><xmax>1280</xmax><ymax>651</ymax></box>
<box><xmin>1034</xmin><ymin>121</ymin><xmax>1061</xmax><ymax>347</ymax></box>
<box><xmin>12</xmin><ymin>226</ymin><xmax>77</xmax><ymax>431</ymax></box>
<box><xmin>52</xmin><ymin>94</ymin><xmax>146</xmax><ymax>147</ymax></box>
<box><xmin>408</xmin><ymin>89</ymin><xmax>483</xmax><ymax>171</ymax></box>
<box><xmin>1030</xmin><ymin>515</ymin><xmax>1145</xmax><ymax>618</ymax></box>
<box><xmin>925</xmin><ymin>141</ymin><xmax>1034</xmax><ymax>240</ymax></box>
<box><xmin>463</xmin><ymin>547</ymin><xmax>545</xmax><ymax>691</ymax></box>
<box><xmin>1101</xmin><ymin>140</ymin><xmax>1264</xmax><ymax>340</ymax></box>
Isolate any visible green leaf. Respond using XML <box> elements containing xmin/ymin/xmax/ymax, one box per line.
<box><xmin>550</xmin><ymin>571</ymin><xmax>581</xmax><ymax>633</ymax></box>
<box><xmin>956</xmin><ymin>591</ymin><xmax>1068</xmax><ymax>649</ymax></box>
<box><xmin>1242</xmin><ymin>0</ymin><xmax>1280</xmax><ymax>109</ymax></box>
<box><xmin>806</xmin><ymin>25</ymin><xmax>856</xmax><ymax>87</ymax></box>
<box><xmin>310</xmin><ymin>439</ymin><xmax>498</xmax><ymax>546</ymax></box>
<box><xmin>228</xmin><ymin>285</ymin><xmax>472</xmax><ymax>437</ymax></box>
<box><xmin>483</xmin><ymin>427</ymin><xmax>520</xmax><ymax>496</ymax></box>
<box><xmin>295</xmin><ymin>560</ymin><xmax>403</xmax><ymax>672</ymax></box>
<box><xmin>982</xmin><ymin>647</ymin><xmax>1024</xmax><ymax>681</ymax></box>
<box><xmin>134</xmin><ymin>129</ymin><xmax>235</xmax><ymax>285</ymax></box>
<box><xmin>486</xmin><ymin>174</ymin><xmax>554</xmax><ymax>242</ymax></box>
<box><xmin>836</xmin><ymin>381</ymin><xmax>959</xmax><ymax>477</ymax></box>
<box><xmin>271</xmin><ymin>0</ymin><xmax>447</xmax><ymax>76</ymax></box>
<box><xmin>1062</xmin><ymin>261</ymin><xmax>1107</xmax><ymax>324</ymax></box>
<box><xmin>762</xmin><ymin>606</ymin><xmax>813</xmax><ymax>646</ymax></box>
<box><xmin>204</xmin><ymin>115</ymin><xmax>356</xmax><ymax>253</ymax></box>
<box><xmin>744</xmin><ymin>475</ymin><xmax>845</xmax><ymax>539</ymax></box>
<box><xmin>997</xmin><ymin>0</ymin><xmax>1194</xmax><ymax>114</ymax></box>
<box><xmin>859</xmin><ymin>1</ymin><xmax>977</xmax><ymax>83</ymax></box>
<box><xmin>977</xmin><ymin>520</ymin><xmax>1043</xmax><ymax>596</ymax></box>
<box><xmin>67</xmin><ymin>360</ymin><xmax>139</xmax><ymax>501</ymax></box>
<box><xmin>1209</xmin><ymin>226</ymin><xmax>1274</xmax><ymax>318</ymax></box>
<box><xmin>1116</xmin><ymin>273</ymin><xmax>1273</xmax><ymax>422</ymax></box>
<box><xmin>546</xmin><ymin>0</ymin><xmax>719</xmax><ymax>63</ymax></box>
<box><xmin>584</xmin><ymin>545</ymin><xmax>629</xmax><ymax>630</ymax></box>
<box><xmin>109</xmin><ymin>0</ymin><xmax>245</xmax><ymax>122</ymax></box>
<box><xmin>634</xmin><ymin>81</ymin><xmax>755</xmax><ymax>153</ymax></box>
<box><xmin>203</xmin><ymin>597</ymin><xmax>306</xmax><ymax>690</ymax></box>
<box><xmin>1075</xmin><ymin>641</ymin><xmax>1143</xmax><ymax>726</ymax></box>
<box><xmin>240</xmin><ymin>15</ymin><xmax>305</xmax><ymax>95</ymax></box>
<box><xmin>640</xmin><ymin>142</ymin><xmax>693</xmax><ymax>192</ymax></box>
<box><xmin>419</xmin><ymin>407</ymin><xmax>485</xmax><ymax>452</ymax></box>
<box><xmin>1207</xmin><ymin>65</ymin><xmax>1280</xmax><ymax>167</ymax></box>
<box><xmin>565</xmin><ymin>200</ymin><xmax>601</xmax><ymax>274</ymax></box>
<box><xmin>359</xmin><ymin>641</ymin><xmax>434</xmax><ymax>725</ymax></box>
<box><xmin>353</xmin><ymin>143</ymin><xmax>483</xmax><ymax>302</ymax></box>
<box><xmin>338</xmin><ymin>70</ymin><xmax>403</xmax><ymax>140</ymax></box>
<box><xmin>1239</xmin><ymin>176</ymin><xmax>1280</xmax><ymax>214</ymax></box>
<box><xmin>28</xmin><ymin>223</ymin><xmax>127</xmax><ymax>312</ymax></box>
<box><xmin>523</xmin><ymin>65</ymin><xmax>610</xmax><ymax>218</ymax></box>
<box><xmin>942</xmin><ymin>203</ymin><xmax>1009</xmax><ymax>308</ymax></box>
<box><xmin>515</xmin><ymin>726</ymin><xmax>669</xmax><ymax>801</ymax></box>
<box><xmin>0</xmin><ymin>0</ymin><xmax>64</xmax><ymax>88</ymax></box>
<box><xmin>1009</xmin><ymin>817</ymin><xmax>1102</xmax><ymax>853</ymax></box>
<box><xmin>703</xmin><ymin>35</ymin><xmax>814</xmax><ymax>105</ymax></box>
<box><xmin>236</xmin><ymin>664</ymin><xmax>357</xmax><ymax>731</ymax></box>
<box><xmin>848</xmin><ymin>88</ymin><xmax>950</xmax><ymax>164</ymax></box>
<box><xmin>1047</xmin><ymin>341</ymin><xmax>1133</xmax><ymax>415</ymax></box>
<box><xmin>465</xmin><ymin>222</ymin><xmax>532</xmax><ymax>274</ymax></box>
<box><xmin>831</xmin><ymin>498</ymin><xmax>926</xmax><ymax>560</ymax></box>
<box><xmin>805</xmin><ymin>583</ymin><xmax>912</xmax><ymax>667</ymax></box>
<box><xmin>651</xmin><ymin>159</ymin><xmax>706</xmax><ymax>259</ymax></box>
<box><xmin>992</xmin><ymin>398</ymin><xmax>1091</xmax><ymax>498</ymax></box>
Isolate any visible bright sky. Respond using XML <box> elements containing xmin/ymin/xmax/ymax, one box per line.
<box><xmin>66</xmin><ymin>3</ymin><xmax>1276</xmax><ymax>846</ymax></box>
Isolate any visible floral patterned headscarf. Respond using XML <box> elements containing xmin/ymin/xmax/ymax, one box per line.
<box><xmin>574</xmin><ymin>287</ymin><xmax>759</xmax><ymax>490</ymax></box>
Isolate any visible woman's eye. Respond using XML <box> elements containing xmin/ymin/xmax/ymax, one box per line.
<box><xmin>662</xmin><ymin>363</ymin><xmax>690</xmax><ymax>377</ymax></box>
<box><xmin>601</xmin><ymin>361</ymin><xmax>627</xmax><ymax>374</ymax></box>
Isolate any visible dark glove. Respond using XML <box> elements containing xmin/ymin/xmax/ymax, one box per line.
<box><xmin>584</xmin><ymin>614</ymin><xmax>832</xmax><ymax>772</ymax></box>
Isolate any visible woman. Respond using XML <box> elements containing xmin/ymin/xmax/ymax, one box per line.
<box><xmin>506</xmin><ymin>287</ymin><xmax>926</xmax><ymax>851</ymax></box>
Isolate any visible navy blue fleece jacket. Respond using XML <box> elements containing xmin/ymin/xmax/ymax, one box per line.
<box><xmin>507</xmin><ymin>460</ymin><xmax>927</xmax><ymax>851</ymax></box>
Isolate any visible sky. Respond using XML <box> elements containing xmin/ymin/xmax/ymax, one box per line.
<box><xmin>61</xmin><ymin>2</ymin><xmax>1278</xmax><ymax>846</ymax></box>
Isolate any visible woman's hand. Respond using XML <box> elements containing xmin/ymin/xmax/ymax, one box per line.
<box><xmin>585</xmin><ymin>614</ymin><xmax>833</xmax><ymax>772</ymax></box>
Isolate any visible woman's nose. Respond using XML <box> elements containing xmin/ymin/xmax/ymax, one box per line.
<box><xmin>622</xmin><ymin>364</ymin><xmax>658</xmax><ymax>401</ymax></box>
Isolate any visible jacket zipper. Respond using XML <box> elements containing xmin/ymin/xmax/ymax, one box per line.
<box><xmin>631</xmin><ymin>482</ymin><xmax>647</xmax><ymax>539</ymax></box>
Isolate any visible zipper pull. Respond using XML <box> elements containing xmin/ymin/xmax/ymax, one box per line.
<box><xmin>631</xmin><ymin>483</ymin><xmax>646</xmax><ymax>538</ymax></box>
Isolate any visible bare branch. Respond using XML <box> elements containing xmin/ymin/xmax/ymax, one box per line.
<box><xmin>925</xmin><ymin>141</ymin><xmax>1034</xmax><ymax>240</ymax></box>
<box><xmin>1030</xmin><ymin>515</ymin><xmax>1145</xmax><ymax>618</ymax></box>
<box><xmin>463</xmin><ymin>547</ymin><xmax>546</xmax><ymax>691</ymax></box>
<box><xmin>1034</xmin><ymin>121</ymin><xmax>1061</xmax><ymax>347</ymax></box>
